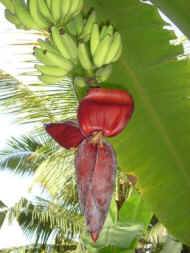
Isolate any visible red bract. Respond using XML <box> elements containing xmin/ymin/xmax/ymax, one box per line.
<box><xmin>78</xmin><ymin>88</ymin><xmax>134</xmax><ymax>137</ymax></box>
<box><xmin>45</xmin><ymin>121</ymin><xmax>85</xmax><ymax>149</ymax></box>
<box><xmin>75</xmin><ymin>138</ymin><xmax>116</xmax><ymax>242</ymax></box>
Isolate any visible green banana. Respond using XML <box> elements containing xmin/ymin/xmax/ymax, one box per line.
<box><xmin>38</xmin><ymin>0</ymin><xmax>53</xmax><ymax>22</ymax></box>
<box><xmin>51</xmin><ymin>0</ymin><xmax>61</xmax><ymax>22</ymax></box>
<box><xmin>78</xmin><ymin>43</ymin><xmax>93</xmax><ymax>71</ymax></box>
<box><xmin>51</xmin><ymin>27</ymin><xmax>70</xmax><ymax>59</ymax></box>
<box><xmin>28</xmin><ymin>0</ymin><xmax>49</xmax><ymax>30</ymax></box>
<box><xmin>104</xmin><ymin>32</ymin><xmax>122</xmax><ymax>64</ymax></box>
<box><xmin>34</xmin><ymin>48</ymin><xmax>73</xmax><ymax>71</ymax></box>
<box><xmin>62</xmin><ymin>0</ymin><xmax>71</xmax><ymax>21</ymax></box>
<box><xmin>36</xmin><ymin>65</ymin><xmax>68</xmax><ymax>77</ymax></box>
<box><xmin>61</xmin><ymin>33</ymin><xmax>77</xmax><ymax>60</ymax></box>
<box><xmin>45</xmin><ymin>0</ymin><xmax>51</xmax><ymax>9</ymax></box>
<box><xmin>69</xmin><ymin>0</ymin><xmax>83</xmax><ymax>17</ymax></box>
<box><xmin>90</xmin><ymin>24</ymin><xmax>100</xmax><ymax>56</ymax></box>
<box><xmin>74</xmin><ymin>14</ymin><xmax>83</xmax><ymax>35</ymax></box>
<box><xmin>96</xmin><ymin>65</ymin><xmax>112</xmax><ymax>83</ymax></box>
<box><xmin>106</xmin><ymin>25</ymin><xmax>114</xmax><ymax>36</ymax></box>
<box><xmin>37</xmin><ymin>39</ymin><xmax>59</xmax><ymax>54</ymax></box>
<box><xmin>100</xmin><ymin>25</ymin><xmax>107</xmax><ymax>39</ymax></box>
<box><xmin>111</xmin><ymin>45</ymin><xmax>122</xmax><ymax>62</ymax></box>
<box><xmin>93</xmin><ymin>35</ymin><xmax>113</xmax><ymax>67</ymax></box>
<box><xmin>39</xmin><ymin>74</ymin><xmax>65</xmax><ymax>84</ymax></box>
<box><xmin>81</xmin><ymin>10</ymin><xmax>96</xmax><ymax>41</ymax></box>
<box><xmin>34</xmin><ymin>48</ymin><xmax>51</xmax><ymax>64</ymax></box>
<box><xmin>0</xmin><ymin>0</ymin><xmax>15</xmax><ymax>13</ymax></box>
<box><xmin>5</xmin><ymin>9</ymin><xmax>23</xmax><ymax>29</ymax></box>
<box><xmin>14</xmin><ymin>0</ymin><xmax>38</xmax><ymax>30</ymax></box>
<box><xmin>66</xmin><ymin>14</ymin><xmax>83</xmax><ymax>36</ymax></box>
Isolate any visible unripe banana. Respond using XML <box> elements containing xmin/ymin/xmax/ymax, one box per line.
<box><xmin>104</xmin><ymin>32</ymin><xmax>122</xmax><ymax>64</ymax></box>
<box><xmin>69</xmin><ymin>0</ymin><xmax>83</xmax><ymax>17</ymax></box>
<box><xmin>51</xmin><ymin>27</ymin><xmax>70</xmax><ymax>59</ymax></box>
<box><xmin>100</xmin><ymin>25</ymin><xmax>107</xmax><ymax>39</ymax></box>
<box><xmin>51</xmin><ymin>0</ymin><xmax>61</xmax><ymax>22</ymax></box>
<box><xmin>34</xmin><ymin>48</ymin><xmax>73</xmax><ymax>71</ymax></box>
<box><xmin>35</xmin><ymin>64</ymin><xmax>68</xmax><ymax>77</ymax></box>
<box><xmin>66</xmin><ymin>14</ymin><xmax>83</xmax><ymax>36</ymax></box>
<box><xmin>111</xmin><ymin>45</ymin><xmax>122</xmax><ymax>62</ymax></box>
<box><xmin>28</xmin><ymin>0</ymin><xmax>50</xmax><ymax>30</ymax></box>
<box><xmin>5</xmin><ymin>9</ymin><xmax>23</xmax><ymax>29</ymax></box>
<box><xmin>90</xmin><ymin>24</ymin><xmax>100</xmax><ymax>56</ymax></box>
<box><xmin>0</xmin><ymin>0</ymin><xmax>15</xmax><ymax>13</ymax></box>
<box><xmin>78</xmin><ymin>43</ymin><xmax>93</xmax><ymax>71</ymax></box>
<box><xmin>96</xmin><ymin>65</ymin><xmax>112</xmax><ymax>83</ymax></box>
<box><xmin>93</xmin><ymin>35</ymin><xmax>113</xmax><ymax>68</ymax></box>
<box><xmin>39</xmin><ymin>74</ymin><xmax>65</xmax><ymax>84</ymax></box>
<box><xmin>81</xmin><ymin>10</ymin><xmax>96</xmax><ymax>41</ymax></box>
<box><xmin>62</xmin><ymin>0</ymin><xmax>71</xmax><ymax>22</ymax></box>
<box><xmin>45</xmin><ymin>0</ymin><xmax>51</xmax><ymax>9</ymax></box>
<box><xmin>62</xmin><ymin>33</ymin><xmax>77</xmax><ymax>61</ymax></box>
<box><xmin>37</xmin><ymin>39</ymin><xmax>59</xmax><ymax>54</ymax></box>
<box><xmin>106</xmin><ymin>25</ymin><xmax>114</xmax><ymax>36</ymax></box>
<box><xmin>38</xmin><ymin>0</ymin><xmax>53</xmax><ymax>22</ymax></box>
<box><xmin>14</xmin><ymin>0</ymin><xmax>38</xmax><ymax>30</ymax></box>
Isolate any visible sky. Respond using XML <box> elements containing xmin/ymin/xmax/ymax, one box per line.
<box><xmin>0</xmin><ymin>1</ymin><xmax>189</xmax><ymax>250</ymax></box>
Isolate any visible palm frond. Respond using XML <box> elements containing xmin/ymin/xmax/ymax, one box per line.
<box><xmin>7</xmin><ymin>196</ymin><xmax>82</xmax><ymax>246</ymax></box>
<box><xmin>0</xmin><ymin>133</ymin><xmax>57</xmax><ymax>175</ymax></box>
<box><xmin>32</xmin><ymin>149</ymin><xmax>77</xmax><ymax>199</ymax></box>
<box><xmin>0</xmin><ymin>71</ymin><xmax>78</xmax><ymax>124</ymax></box>
<box><xmin>0</xmin><ymin>200</ymin><xmax>7</xmax><ymax>229</ymax></box>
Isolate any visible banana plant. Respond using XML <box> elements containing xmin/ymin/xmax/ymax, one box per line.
<box><xmin>1</xmin><ymin>0</ymin><xmax>190</xmax><ymax>251</ymax></box>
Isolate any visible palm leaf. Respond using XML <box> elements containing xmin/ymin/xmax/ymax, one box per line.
<box><xmin>32</xmin><ymin>149</ymin><xmax>77</xmax><ymax>198</ymax></box>
<box><xmin>0</xmin><ymin>200</ymin><xmax>7</xmax><ymax>229</ymax></box>
<box><xmin>0</xmin><ymin>133</ymin><xmax>57</xmax><ymax>175</ymax></box>
<box><xmin>7</xmin><ymin>196</ymin><xmax>82</xmax><ymax>246</ymax></box>
<box><xmin>0</xmin><ymin>71</ymin><xmax>77</xmax><ymax>124</ymax></box>
<box><xmin>86</xmin><ymin>0</ymin><xmax>190</xmax><ymax>245</ymax></box>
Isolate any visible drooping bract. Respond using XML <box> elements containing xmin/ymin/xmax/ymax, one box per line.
<box><xmin>75</xmin><ymin>137</ymin><xmax>116</xmax><ymax>241</ymax></box>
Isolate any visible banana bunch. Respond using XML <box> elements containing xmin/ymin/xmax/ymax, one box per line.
<box><xmin>0</xmin><ymin>0</ymin><xmax>84</xmax><ymax>31</ymax></box>
<box><xmin>77</xmin><ymin>23</ymin><xmax>122</xmax><ymax>82</ymax></box>
<box><xmin>66</xmin><ymin>10</ymin><xmax>96</xmax><ymax>41</ymax></box>
<box><xmin>91</xmin><ymin>24</ymin><xmax>122</xmax><ymax>68</ymax></box>
<box><xmin>34</xmin><ymin>30</ymin><xmax>77</xmax><ymax>84</ymax></box>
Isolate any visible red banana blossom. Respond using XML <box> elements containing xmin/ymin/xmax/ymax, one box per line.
<box><xmin>45</xmin><ymin>88</ymin><xmax>134</xmax><ymax>242</ymax></box>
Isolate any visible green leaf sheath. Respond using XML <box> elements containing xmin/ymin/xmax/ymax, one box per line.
<box><xmin>152</xmin><ymin>0</ymin><xmax>190</xmax><ymax>39</ymax></box>
<box><xmin>85</xmin><ymin>0</ymin><xmax>190</xmax><ymax>245</ymax></box>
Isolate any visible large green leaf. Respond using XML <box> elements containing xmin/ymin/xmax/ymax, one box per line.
<box><xmin>152</xmin><ymin>0</ymin><xmax>190</xmax><ymax>38</ymax></box>
<box><xmin>86</xmin><ymin>0</ymin><xmax>190</xmax><ymax>245</ymax></box>
<box><xmin>119</xmin><ymin>190</ymin><xmax>152</xmax><ymax>228</ymax></box>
